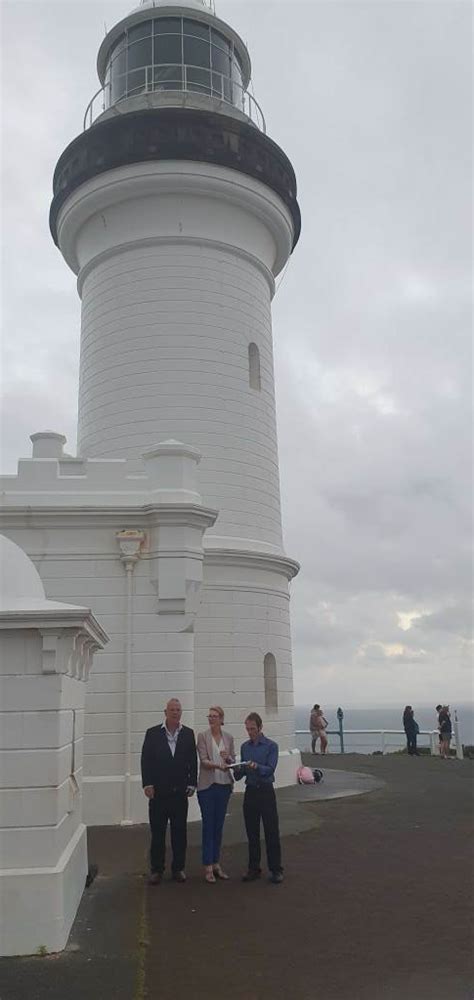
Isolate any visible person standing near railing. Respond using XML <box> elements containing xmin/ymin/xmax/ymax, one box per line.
<box><xmin>402</xmin><ymin>706</ymin><xmax>420</xmax><ymax>756</ymax></box>
<box><xmin>438</xmin><ymin>705</ymin><xmax>453</xmax><ymax>759</ymax></box>
<box><xmin>309</xmin><ymin>704</ymin><xmax>328</xmax><ymax>754</ymax></box>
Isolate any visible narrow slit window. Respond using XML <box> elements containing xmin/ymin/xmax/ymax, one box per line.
<box><xmin>248</xmin><ymin>342</ymin><xmax>261</xmax><ymax>390</ymax></box>
<box><xmin>264</xmin><ymin>653</ymin><xmax>278</xmax><ymax>713</ymax></box>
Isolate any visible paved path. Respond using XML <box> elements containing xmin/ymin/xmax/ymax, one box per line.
<box><xmin>0</xmin><ymin>755</ymin><xmax>472</xmax><ymax>1000</ymax></box>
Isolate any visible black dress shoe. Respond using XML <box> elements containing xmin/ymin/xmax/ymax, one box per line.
<box><xmin>172</xmin><ymin>870</ymin><xmax>186</xmax><ymax>882</ymax></box>
<box><xmin>147</xmin><ymin>872</ymin><xmax>162</xmax><ymax>885</ymax></box>
<box><xmin>241</xmin><ymin>870</ymin><xmax>261</xmax><ymax>882</ymax></box>
<box><xmin>269</xmin><ymin>871</ymin><xmax>283</xmax><ymax>884</ymax></box>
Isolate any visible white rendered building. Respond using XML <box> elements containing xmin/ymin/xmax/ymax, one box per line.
<box><xmin>0</xmin><ymin>0</ymin><xmax>302</xmax><ymax>826</ymax></box>
<box><xmin>0</xmin><ymin>534</ymin><xmax>108</xmax><ymax>956</ymax></box>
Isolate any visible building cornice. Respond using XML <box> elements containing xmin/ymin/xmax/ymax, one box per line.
<box><xmin>0</xmin><ymin>506</ymin><xmax>298</xmax><ymax>578</ymax></box>
<box><xmin>0</xmin><ymin>504</ymin><xmax>218</xmax><ymax>530</ymax></box>
<box><xmin>0</xmin><ymin>609</ymin><xmax>108</xmax><ymax>647</ymax></box>
<box><xmin>204</xmin><ymin>547</ymin><xmax>300</xmax><ymax>580</ymax></box>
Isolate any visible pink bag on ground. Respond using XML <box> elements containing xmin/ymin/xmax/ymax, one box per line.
<box><xmin>297</xmin><ymin>765</ymin><xmax>316</xmax><ymax>784</ymax></box>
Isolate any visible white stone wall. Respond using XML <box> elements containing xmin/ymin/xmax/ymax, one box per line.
<box><xmin>0</xmin><ymin>517</ymin><xmax>202</xmax><ymax>826</ymax></box>
<box><xmin>0</xmin><ymin>666</ymin><xmax>85</xmax><ymax>867</ymax></box>
<box><xmin>195</xmin><ymin>570</ymin><xmax>296</xmax><ymax>752</ymax></box>
<box><xmin>78</xmin><ymin>242</ymin><xmax>282</xmax><ymax>549</ymax></box>
<box><xmin>0</xmin><ymin>534</ymin><xmax>108</xmax><ymax>955</ymax></box>
<box><xmin>0</xmin><ymin>506</ymin><xmax>298</xmax><ymax>825</ymax></box>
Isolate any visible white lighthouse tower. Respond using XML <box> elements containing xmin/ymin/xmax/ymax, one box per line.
<box><xmin>0</xmin><ymin>0</ymin><xmax>301</xmax><ymax>825</ymax></box>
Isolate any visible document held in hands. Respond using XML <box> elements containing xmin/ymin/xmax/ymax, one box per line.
<box><xmin>225</xmin><ymin>761</ymin><xmax>252</xmax><ymax>769</ymax></box>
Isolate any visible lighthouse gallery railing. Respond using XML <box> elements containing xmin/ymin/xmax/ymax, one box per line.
<box><xmin>84</xmin><ymin>64</ymin><xmax>266</xmax><ymax>133</ymax></box>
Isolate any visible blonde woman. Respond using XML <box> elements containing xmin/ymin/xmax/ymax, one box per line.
<box><xmin>197</xmin><ymin>706</ymin><xmax>235</xmax><ymax>883</ymax></box>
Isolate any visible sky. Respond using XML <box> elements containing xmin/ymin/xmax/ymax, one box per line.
<box><xmin>1</xmin><ymin>0</ymin><xmax>472</xmax><ymax>708</ymax></box>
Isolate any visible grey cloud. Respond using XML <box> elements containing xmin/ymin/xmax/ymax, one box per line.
<box><xmin>413</xmin><ymin>603</ymin><xmax>473</xmax><ymax>639</ymax></box>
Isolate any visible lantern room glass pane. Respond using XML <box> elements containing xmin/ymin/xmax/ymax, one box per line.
<box><xmin>211</xmin><ymin>71</ymin><xmax>224</xmax><ymax>98</ymax></box>
<box><xmin>184</xmin><ymin>35</ymin><xmax>210</xmax><ymax>69</ymax></box>
<box><xmin>155</xmin><ymin>17</ymin><xmax>182</xmax><ymax>34</ymax></box>
<box><xmin>211</xmin><ymin>28</ymin><xmax>230</xmax><ymax>53</ymax></box>
<box><xmin>186</xmin><ymin>66</ymin><xmax>211</xmax><ymax>94</ymax></box>
<box><xmin>154</xmin><ymin>65</ymin><xmax>183</xmax><ymax>89</ymax></box>
<box><xmin>128</xmin><ymin>20</ymin><xmax>152</xmax><ymax>42</ymax></box>
<box><xmin>183</xmin><ymin>18</ymin><xmax>210</xmax><ymax>41</ymax></box>
<box><xmin>231</xmin><ymin>57</ymin><xmax>243</xmax><ymax>107</ymax></box>
<box><xmin>127</xmin><ymin>67</ymin><xmax>146</xmax><ymax>96</ymax></box>
<box><xmin>128</xmin><ymin>36</ymin><xmax>152</xmax><ymax>71</ymax></box>
<box><xmin>211</xmin><ymin>43</ymin><xmax>230</xmax><ymax>77</ymax></box>
<box><xmin>109</xmin><ymin>39</ymin><xmax>127</xmax><ymax>102</ymax></box>
<box><xmin>154</xmin><ymin>33</ymin><xmax>182</xmax><ymax>65</ymax></box>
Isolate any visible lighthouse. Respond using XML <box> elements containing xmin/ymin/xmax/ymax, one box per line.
<box><xmin>0</xmin><ymin>0</ymin><xmax>301</xmax><ymax>825</ymax></box>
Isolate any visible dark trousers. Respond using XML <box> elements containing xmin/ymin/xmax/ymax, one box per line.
<box><xmin>149</xmin><ymin>791</ymin><xmax>188</xmax><ymax>874</ymax></box>
<box><xmin>406</xmin><ymin>734</ymin><xmax>417</xmax><ymax>755</ymax></box>
<box><xmin>197</xmin><ymin>783</ymin><xmax>232</xmax><ymax>865</ymax></box>
<box><xmin>243</xmin><ymin>784</ymin><xmax>282</xmax><ymax>874</ymax></box>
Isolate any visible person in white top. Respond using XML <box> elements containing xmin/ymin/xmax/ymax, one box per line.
<box><xmin>197</xmin><ymin>706</ymin><xmax>235</xmax><ymax>883</ymax></box>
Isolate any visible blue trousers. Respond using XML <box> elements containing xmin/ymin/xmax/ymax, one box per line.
<box><xmin>197</xmin><ymin>783</ymin><xmax>232</xmax><ymax>866</ymax></box>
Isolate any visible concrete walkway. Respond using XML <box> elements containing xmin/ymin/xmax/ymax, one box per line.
<box><xmin>0</xmin><ymin>755</ymin><xmax>472</xmax><ymax>1000</ymax></box>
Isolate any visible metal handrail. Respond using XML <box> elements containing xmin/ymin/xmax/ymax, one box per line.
<box><xmin>83</xmin><ymin>63</ymin><xmax>266</xmax><ymax>132</ymax></box>
<box><xmin>295</xmin><ymin>728</ymin><xmax>445</xmax><ymax>757</ymax></box>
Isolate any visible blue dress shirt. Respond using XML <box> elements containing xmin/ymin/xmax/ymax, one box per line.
<box><xmin>235</xmin><ymin>734</ymin><xmax>279</xmax><ymax>785</ymax></box>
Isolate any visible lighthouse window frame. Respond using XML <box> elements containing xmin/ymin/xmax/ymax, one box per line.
<box><xmin>105</xmin><ymin>16</ymin><xmax>244</xmax><ymax>109</ymax></box>
<box><xmin>264</xmin><ymin>653</ymin><xmax>278</xmax><ymax>714</ymax></box>
<box><xmin>248</xmin><ymin>343</ymin><xmax>261</xmax><ymax>391</ymax></box>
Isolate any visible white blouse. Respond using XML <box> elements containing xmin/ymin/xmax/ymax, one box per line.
<box><xmin>212</xmin><ymin>736</ymin><xmax>232</xmax><ymax>785</ymax></box>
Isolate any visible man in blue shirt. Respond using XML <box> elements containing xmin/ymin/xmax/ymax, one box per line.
<box><xmin>233</xmin><ymin>712</ymin><xmax>283</xmax><ymax>884</ymax></box>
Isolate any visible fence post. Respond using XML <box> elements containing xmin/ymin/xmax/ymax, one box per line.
<box><xmin>381</xmin><ymin>731</ymin><xmax>386</xmax><ymax>755</ymax></box>
<box><xmin>453</xmin><ymin>709</ymin><xmax>464</xmax><ymax>760</ymax></box>
<box><xmin>337</xmin><ymin>707</ymin><xmax>344</xmax><ymax>754</ymax></box>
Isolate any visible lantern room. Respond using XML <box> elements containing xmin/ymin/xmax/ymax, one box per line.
<box><xmin>84</xmin><ymin>0</ymin><xmax>265</xmax><ymax>130</ymax></box>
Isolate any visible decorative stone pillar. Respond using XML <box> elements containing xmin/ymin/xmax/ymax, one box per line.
<box><xmin>143</xmin><ymin>440</ymin><xmax>208</xmax><ymax>624</ymax></box>
<box><xmin>0</xmin><ymin>535</ymin><xmax>108</xmax><ymax>957</ymax></box>
<box><xmin>115</xmin><ymin>529</ymin><xmax>146</xmax><ymax>825</ymax></box>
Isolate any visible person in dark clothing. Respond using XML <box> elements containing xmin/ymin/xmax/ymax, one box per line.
<box><xmin>232</xmin><ymin>712</ymin><xmax>283</xmax><ymax>884</ymax></box>
<box><xmin>141</xmin><ymin>698</ymin><xmax>197</xmax><ymax>884</ymax></box>
<box><xmin>438</xmin><ymin>705</ymin><xmax>452</xmax><ymax>759</ymax></box>
<box><xmin>435</xmin><ymin>704</ymin><xmax>443</xmax><ymax>754</ymax></box>
<box><xmin>402</xmin><ymin>706</ymin><xmax>419</xmax><ymax>755</ymax></box>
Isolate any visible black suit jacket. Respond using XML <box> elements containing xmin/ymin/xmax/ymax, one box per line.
<box><xmin>141</xmin><ymin>725</ymin><xmax>197</xmax><ymax>795</ymax></box>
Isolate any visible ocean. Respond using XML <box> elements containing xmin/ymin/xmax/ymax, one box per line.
<box><xmin>294</xmin><ymin>703</ymin><xmax>474</xmax><ymax>755</ymax></box>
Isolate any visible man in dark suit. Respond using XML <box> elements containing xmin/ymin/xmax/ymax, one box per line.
<box><xmin>141</xmin><ymin>698</ymin><xmax>197</xmax><ymax>884</ymax></box>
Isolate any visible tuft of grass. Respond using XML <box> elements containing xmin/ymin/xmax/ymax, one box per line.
<box><xmin>36</xmin><ymin>945</ymin><xmax>48</xmax><ymax>957</ymax></box>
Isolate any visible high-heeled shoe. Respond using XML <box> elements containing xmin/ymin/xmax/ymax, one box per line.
<box><xmin>213</xmin><ymin>865</ymin><xmax>229</xmax><ymax>880</ymax></box>
<box><xmin>205</xmin><ymin>867</ymin><xmax>216</xmax><ymax>883</ymax></box>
